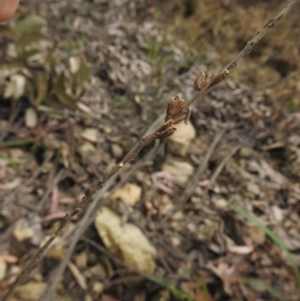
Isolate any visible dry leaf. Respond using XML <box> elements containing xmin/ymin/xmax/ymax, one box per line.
<box><xmin>67</xmin><ymin>261</ymin><xmax>87</xmax><ymax>290</ymax></box>
<box><xmin>101</xmin><ymin>294</ymin><xmax>120</xmax><ymax>301</ymax></box>
<box><xmin>81</xmin><ymin>128</ymin><xmax>100</xmax><ymax>143</ymax></box>
<box><xmin>0</xmin><ymin>178</ymin><xmax>21</xmax><ymax>190</ymax></box>
<box><xmin>0</xmin><ymin>260</ymin><xmax>7</xmax><ymax>282</ymax></box>
<box><xmin>228</xmin><ymin>245</ymin><xmax>254</xmax><ymax>255</ymax></box>
<box><xmin>0</xmin><ymin>254</ymin><xmax>18</xmax><ymax>264</ymax></box>
<box><xmin>207</xmin><ymin>262</ymin><xmax>235</xmax><ymax>295</ymax></box>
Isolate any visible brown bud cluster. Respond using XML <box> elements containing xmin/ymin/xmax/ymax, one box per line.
<box><xmin>194</xmin><ymin>69</ymin><xmax>229</xmax><ymax>91</ymax></box>
<box><xmin>165</xmin><ymin>96</ymin><xmax>185</xmax><ymax>121</ymax></box>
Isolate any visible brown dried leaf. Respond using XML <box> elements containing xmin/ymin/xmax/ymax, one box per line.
<box><xmin>101</xmin><ymin>294</ymin><xmax>120</xmax><ymax>301</ymax></box>
<box><xmin>165</xmin><ymin>96</ymin><xmax>185</xmax><ymax>121</ymax></box>
<box><xmin>67</xmin><ymin>261</ymin><xmax>87</xmax><ymax>290</ymax></box>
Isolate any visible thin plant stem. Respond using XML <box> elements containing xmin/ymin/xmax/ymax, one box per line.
<box><xmin>2</xmin><ymin>0</ymin><xmax>298</xmax><ymax>299</ymax></box>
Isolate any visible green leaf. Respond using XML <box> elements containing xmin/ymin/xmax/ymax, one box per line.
<box><xmin>13</xmin><ymin>15</ymin><xmax>47</xmax><ymax>35</ymax></box>
<box><xmin>25</xmin><ymin>80</ymin><xmax>35</xmax><ymax>105</ymax></box>
<box><xmin>55</xmin><ymin>90</ymin><xmax>78</xmax><ymax>110</ymax></box>
<box><xmin>41</xmin><ymin>96</ymin><xmax>65</xmax><ymax>119</ymax></box>
<box><xmin>0</xmin><ymin>25</ymin><xmax>12</xmax><ymax>38</ymax></box>
<box><xmin>43</xmin><ymin>96</ymin><xmax>63</xmax><ymax>110</ymax></box>
<box><xmin>16</xmin><ymin>32</ymin><xmax>44</xmax><ymax>50</ymax></box>
<box><xmin>229</xmin><ymin>203</ymin><xmax>300</xmax><ymax>287</ymax></box>
<box><xmin>246</xmin><ymin>278</ymin><xmax>285</xmax><ymax>301</ymax></box>
<box><xmin>149</xmin><ymin>277</ymin><xmax>194</xmax><ymax>301</ymax></box>
<box><xmin>0</xmin><ymin>140</ymin><xmax>33</xmax><ymax>148</ymax></box>
<box><xmin>62</xmin><ymin>38</ymin><xmax>84</xmax><ymax>52</ymax></box>
<box><xmin>18</xmin><ymin>49</ymin><xmax>40</xmax><ymax>63</ymax></box>
<box><xmin>53</xmin><ymin>72</ymin><xmax>66</xmax><ymax>93</ymax></box>
<box><xmin>90</xmin><ymin>11</ymin><xmax>101</xmax><ymax>20</ymax></box>
<box><xmin>73</xmin><ymin>58</ymin><xmax>90</xmax><ymax>96</ymax></box>
<box><xmin>34</xmin><ymin>72</ymin><xmax>48</xmax><ymax>105</ymax></box>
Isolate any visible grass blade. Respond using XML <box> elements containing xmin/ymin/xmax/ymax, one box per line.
<box><xmin>149</xmin><ymin>276</ymin><xmax>194</xmax><ymax>301</ymax></box>
<box><xmin>246</xmin><ymin>278</ymin><xmax>285</xmax><ymax>301</ymax></box>
<box><xmin>229</xmin><ymin>203</ymin><xmax>300</xmax><ymax>287</ymax></box>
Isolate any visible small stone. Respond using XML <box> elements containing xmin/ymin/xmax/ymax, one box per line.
<box><xmin>149</xmin><ymin>289</ymin><xmax>170</xmax><ymax>301</ymax></box>
<box><xmin>162</xmin><ymin>156</ymin><xmax>194</xmax><ymax>184</ymax></box>
<box><xmin>79</xmin><ymin>142</ymin><xmax>96</xmax><ymax>156</ymax></box>
<box><xmin>81</xmin><ymin>128</ymin><xmax>100</xmax><ymax>142</ymax></box>
<box><xmin>104</xmin><ymin>126</ymin><xmax>112</xmax><ymax>134</ymax></box>
<box><xmin>15</xmin><ymin>281</ymin><xmax>46</xmax><ymax>301</ymax></box>
<box><xmin>84</xmin><ymin>294</ymin><xmax>93</xmax><ymax>301</ymax></box>
<box><xmin>47</xmin><ymin>243</ymin><xmax>66</xmax><ymax>260</ymax></box>
<box><xmin>25</xmin><ymin>108</ymin><xmax>38</xmax><ymax>128</ymax></box>
<box><xmin>92</xmin><ymin>282</ymin><xmax>105</xmax><ymax>295</ymax></box>
<box><xmin>168</xmin><ymin>122</ymin><xmax>196</xmax><ymax>157</ymax></box>
<box><xmin>247</xmin><ymin>225</ymin><xmax>266</xmax><ymax>245</ymax></box>
<box><xmin>161</xmin><ymin>203</ymin><xmax>174</xmax><ymax>215</ymax></box>
<box><xmin>110</xmin><ymin>183</ymin><xmax>142</xmax><ymax>206</ymax></box>
<box><xmin>42</xmin><ymin>236</ymin><xmax>66</xmax><ymax>260</ymax></box>
<box><xmin>246</xmin><ymin>182</ymin><xmax>260</xmax><ymax>196</ymax></box>
<box><xmin>214</xmin><ymin>198</ymin><xmax>228</xmax><ymax>209</ymax></box>
<box><xmin>191</xmin><ymin>196</ymin><xmax>202</xmax><ymax>203</ymax></box>
<box><xmin>271</xmin><ymin>205</ymin><xmax>283</xmax><ymax>222</ymax></box>
<box><xmin>136</xmin><ymin>171</ymin><xmax>151</xmax><ymax>186</ymax></box>
<box><xmin>111</xmin><ymin>144</ymin><xmax>123</xmax><ymax>158</ymax></box>
<box><xmin>13</xmin><ymin>226</ymin><xmax>34</xmax><ymax>242</ymax></box>
<box><xmin>170</xmin><ymin>236</ymin><xmax>181</xmax><ymax>247</ymax></box>
<box><xmin>172</xmin><ymin>211</ymin><xmax>183</xmax><ymax>221</ymax></box>
<box><xmin>83</xmin><ymin>263</ymin><xmax>107</xmax><ymax>279</ymax></box>
<box><xmin>75</xmin><ymin>252</ymin><xmax>88</xmax><ymax>269</ymax></box>
<box><xmin>94</xmin><ymin>207</ymin><xmax>157</xmax><ymax>276</ymax></box>
<box><xmin>197</xmin><ymin>219</ymin><xmax>218</xmax><ymax>241</ymax></box>
<box><xmin>252</xmin><ymin>200</ymin><xmax>268</xmax><ymax>213</ymax></box>
<box><xmin>239</xmin><ymin>146</ymin><xmax>253</xmax><ymax>158</ymax></box>
<box><xmin>187</xmin><ymin>223</ymin><xmax>197</xmax><ymax>233</ymax></box>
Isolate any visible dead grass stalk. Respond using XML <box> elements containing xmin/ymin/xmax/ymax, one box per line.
<box><xmin>1</xmin><ymin>0</ymin><xmax>299</xmax><ymax>299</ymax></box>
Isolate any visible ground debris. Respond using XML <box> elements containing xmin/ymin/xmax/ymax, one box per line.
<box><xmin>0</xmin><ymin>0</ymin><xmax>299</xmax><ymax>300</ymax></box>
<box><xmin>94</xmin><ymin>207</ymin><xmax>157</xmax><ymax>277</ymax></box>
